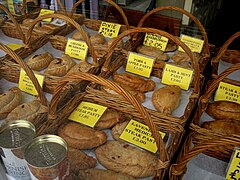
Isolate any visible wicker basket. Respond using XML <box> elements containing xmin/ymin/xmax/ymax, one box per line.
<box><xmin>37</xmin><ymin>71</ymin><xmax>185</xmax><ymax>179</ymax></box>
<box><xmin>169</xmin><ymin>130</ymin><xmax>240</xmax><ymax>179</ymax></box>
<box><xmin>0</xmin><ymin>42</ymin><xmax>48</xmax><ymax>133</ymax></box>
<box><xmin>49</xmin><ymin>0</ymin><xmax>130</xmax><ymax>52</ymax></box>
<box><xmin>187</xmin><ymin>62</ymin><xmax>240</xmax><ymax>162</ymax></box>
<box><xmin>137</xmin><ymin>6</ymin><xmax>211</xmax><ymax>74</ymax></box>
<box><xmin>0</xmin><ymin>13</ymin><xmax>105</xmax><ymax>94</ymax></box>
<box><xmin>211</xmin><ymin>31</ymin><xmax>240</xmax><ymax>81</ymax></box>
<box><xmin>94</xmin><ymin>27</ymin><xmax>201</xmax><ymax>127</ymax></box>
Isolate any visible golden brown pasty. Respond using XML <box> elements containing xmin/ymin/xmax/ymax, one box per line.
<box><xmin>164</xmin><ymin>43</ymin><xmax>177</xmax><ymax>52</ymax></box>
<box><xmin>90</xmin><ymin>33</ymin><xmax>105</xmax><ymax>44</ymax></box>
<box><xmin>68</xmin><ymin>147</ymin><xmax>97</xmax><ymax>174</ymax></box>
<box><xmin>206</xmin><ymin>101</ymin><xmax>240</xmax><ymax>120</ymax></box>
<box><xmin>6</xmin><ymin>100</ymin><xmax>48</xmax><ymax>122</ymax></box>
<box><xmin>72</xmin><ymin>31</ymin><xmax>90</xmax><ymax>41</ymax></box>
<box><xmin>95</xmin><ymin>109</ymin><xmax>125</xmax><ymax>130</ymax></box>
<box><xmin>171</xmin><ymin>51</ymin><xmax>201</xmax><ymax>64</ymax></box>
<box><xmin>58</xmin><ymin>122</ymin><xmax>107</xmax><ymax>150</ymax></box>
<box><xmin>111</xmin><ymin>120</ymin><xmax>129</xmax><ymax>141</ymax></box>
<box><xmin>136</xmin><ymin>45</ymin><xmax>169</xmax><ymax>61</ymax></box>
<box><xmin>95</xmin><ymin>140</ymin><xmax>161</xmax><ymax>178</ymax></box>
<box><xmin>0</xmin><ymin>87</ymin><xmax>22</xmax><ymax>119</ymax></box>
<box><xmin>44</xmin><ymin>54</ymin><xmax>76</xmax><ymax>76</ymax></box>
<box><xmin>152</xmin><ymin>85</ymin><xmax>181</xmax><ymax>115</ymax></box>
<box><xmin>22</xmin><ymin>18</ymin><xmax>40</xmax><ymax>28</ymax></box>
<box><xmin>67</xmin><ymin>61</ymin><xmax>92</xmax><ymax>74</ymax></box>
<box><xmin>78</xmin><ymin>168</ymin><xmax>136</xmax><ymax>180</ymax></box>
<box><xmin>26</xmin><ymin>52</ymin><xmax>54</xmax><ymax>71</ymax></box>
<box><xmin>202</xmin><ymin>119</ymin><xmax>240</xmax><ymax>135</ymax></box>
<box><xmin>112</xmin><ymin>73</ymin><xmax>155</xmax><ymax>93</ymax></box>
<box><xmin>107</xmin><ymin>38</ymin><xmax>123</xmax><ymax>48</ymax></box>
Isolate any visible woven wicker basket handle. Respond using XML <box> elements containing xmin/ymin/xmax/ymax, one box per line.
<box><xmin>25</xmin><ymin>13</ymin><xmax>98</xmax><ymax>66</ymax></box>
<box><xmin>200</xmin><ymin>62</ymin><xmax>240</xmax><ymax>106</ymax></box>
<box><xmin>0</xmin><ymin>43</ymin><xmax>48</xmax><ymax>106</ymax></box>
<box><xmin>0</xmin><ymin>4</ymin><xmax>26</xmax><ymax>44</ymax></box>
<box><xmin>49</xmin><ymin>72</ymin><xmax>168</xmax><ymax>163</ymax></box>
<box><xmin>102</xmin><ymin>27</ymin><xmax>200</xmax><ymax>94</ymax></box>
<box><xmin>170</xmin><ymin>136</ymin><xmax>238</xmax><ymax>179</ymax></box>
<box><xmin>212</xmin><ymin>31</ymin><xmax>240</xmax><ymax>65</ymax></box>
<box><xmin>137</xmin><ymin>6</ymin><xmax>210</xmax><ymax>56</ymax></box>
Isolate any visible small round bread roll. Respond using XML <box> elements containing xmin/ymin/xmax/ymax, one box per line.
<box><xmin>72</xmin><ymin>31</ymin><xmax>89</xmax><ymax>41</ymax></box>
<box><xmin>90</xmin><ymin>33</ymin><xmax>105</xmax><ymax>44</ymax></box>
<box><xmin>107</xmin><ymin>38</ymin><xmax>123</xmax><ymax>48</ymax></box>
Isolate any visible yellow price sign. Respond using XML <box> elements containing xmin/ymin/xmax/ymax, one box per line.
<box><xmin>215</xmin><ymin>82</ymin><xmax>240</xmax><ymax>104</ymax></box>
<box><xmin>7</xmin><ymin>0</ymin><xmax>15</xmax><ymax>14</ymax></box>
<box><xmin>98</xmin><ymin>21</ymin><xmax>121</xmax><ymax>38</ymax></box>
<box><xmin>178</xmin><ymin>34</ymin><xmax>204</xmax><ymax>53</ymax></box>
<box><xmin>38</xmin><ymin>9</ymin><xmax>55</xmax><ymax>22</ymax></box>
<box><xmin>226</xmin><ymin>148</ymin><xmax>240</xmax><ymax>180</ymax></box>
<box><xmin>7</xmin><ymin>43</ymin><xmax>23</xmax><ymax>51</ymax></box>
<box><xmin>18</xmin><ymin>69</ymin><xmax>44</xmax><ymax>96</ymax></box>
<box><xmin>143</xmin><ymin>33</ymin><xmax>169</xmax><ymax>51</ymax></box>
<box><xmin>68</xmin><ymin>101</ymin><xmax>107</xmax><ymax>128</ymax></box>
<box><xmin>162</xmin><ymin>64</ymin><xmax>193</xmax><ymax>90</ymax></box>
<box><xmin>126</xmin><ymin>52</ymin><xmax>155</xmax><ymax>78</ymax></box>
<box><xmin>120</xmin><ymin>120</ymin><xmax>165</xmax><ymax>153</ymax></box>
<box><xmin>65</xmin><ymin>38</ymin><xmax>88</xmax><ymax>60</ymax></box>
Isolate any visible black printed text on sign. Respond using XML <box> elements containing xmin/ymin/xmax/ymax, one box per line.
<box><xmin>98</xmin><ymin>21</ymin><xmax>121</xmax><ymax>38</ymax></box>
<box><xmin>143</xmin><ymin>33</ymin><xmax>169</xmax><ymax>51</ymax></box>
<box><xmin>65</xmin><ymin>38</ymin><xmax>88</xmax><ymax>60</ymax></box>
<box><xmin>178</xmin><ymin>34</ymin><xmax>204</xmax><ymax>53</ymax></box>
<box><xmin>226</xmin><ymin>148</ymin><xmax>240</xmax><ymax>180</ymax></box>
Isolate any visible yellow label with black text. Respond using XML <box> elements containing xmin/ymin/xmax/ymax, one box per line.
<box><xmin>68</xmin><ymin>102</ymin><xmax>107</xmax><ymax>127</ymax></box>
<box><xmin>18</xmin><ymin>69</ymin><xmax>44</xmax><ymax>96</ymax></box>
<box><xmin>99</xmin><ymin>21</ymin><xmax>121</xmax><ymax>38</ymax></box>
<box><xmin>7</xmin><ymin>0</ymin><xmax>15</xmax><ymax>14</ymax></box>
<box><xmin>7</xmin><ymin>43</ymin><xmax>23</xmax><ymax>51</ymax></box>
<box><xmin>65</xmin><ymin>38</ymin><xmax>88</xmax><ymax>60</ymax></box>
<box><xmin>226</xmin><ymin>149</ymin><xmax>240</xmax><ymax>180</ymax></box>
<box><xmin>162</xmin><ymin>64</ymin><xmax>193</xmax><ymax>90</ymax></box>
<box><xmin>215</xmin><ymin>82</ymin><xmax>240</xmax><ymax>104</ymax></box>
<box><xmin>38</xmin><ymin>9</ymin><xmax>55</xmax><ymax>22</ymax></box>
<box><xmin>143</xmin><ymin>33</ymin><xmax>169</xmax><ymax>51</ymax></box>
<box><xmin>178</xmin><ymin>34</ymin><xmax>204</xmax><ymax>53</ymax></box>
<box><xmin>120</xmin><ymin>120</ymin><xmax>165</xmax><ymax>153</ymax></box>
<box><xmin>126</xmin><ymin>52</ymin><xmax>154</xmax><ymax>78</ymax></box>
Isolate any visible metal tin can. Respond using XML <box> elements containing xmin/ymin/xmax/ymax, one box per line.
<box><xmin>24</xmin><ymin>134</ymin><xmax>70</xmax><ymax>180</ymax></box>
<box><xmin>0</xmin><ymin>120</ymin><xmax>36</xmax><ymax>180</ymax></box>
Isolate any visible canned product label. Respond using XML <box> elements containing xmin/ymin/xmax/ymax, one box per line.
<box><xmin>1</xmin><ymin>148</ymin><xmax>30</xmax><ymax>180</ymax></box>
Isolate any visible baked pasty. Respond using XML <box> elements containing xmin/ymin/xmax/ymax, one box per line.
<box><xmin>164</xmin><ymin>43</ymin><xmax>177</xmax><ymax>52</ymax></box>
<box><xmin>206</xmin><ymin>101</ymin><xmax>240</xmax><ymax>120</ymax></box>
<box><xmin>90</xmin><ymin>33</ymin><xmax>105</xmax><ymax>44</ymax></box>
<box><xmin>96</xmin><ymin>140</ymin><xmax>161</xmax><ymax>178</ymax></box>
<box><xmin>68</xmin><ymin>148</ymin><xmax>96</xmax><ymax>174</ymax></box>
<box><xmin>111</xmin><ymin>120</ymin><xmax>129</xmax><ymax>141</ymax></box>
<box><xmin>58</xmin><ymin>122</ymin><xmax>107</xmax><ymax>150</ymax></box>
<box><xmin>67</xmin><ymin>61</ymin><xmax>92</xmax><ymax>74</ymax></box>
<box><xmin>78</xmin><ymin>168</ymin><xmax>135</xmax><ymax>180</ymax></box>
<box><xmin>136</xmin><ymin>45</ymin><xmax>169</xmax><ymax>61</ymax></box>
<box><xmin>202</xmin><ymin>119</ymin><xmax>240</xmax><ymax>135</ymax></box>
<box><xmin>6</xmin><ymin>100</ymin><xmax>48</xmax><ymax>122</ymax></box>
<box><xmin>112</xmin><ymin>73</ymin><xmax>155</xmax><ymax>93</ymax></box>
<box><xmin>26</xmin><ymin>52</ymin><xmax>54</xmax><ymax>71</ymax></box>
<box><xmin>0</xmin><ymin>87</ymin><xmax>22</xmax><ymax>119</ymax></box>
<box><xmin>72</xmin><ymin>31</ymin><xmax>90</xmax><ymax>41</ymax></box>
<box><xmin>95</xmin><ymin>109</ymin><xmax>125</xmax><ymax>130</ymax></box>
<box><xmin>152</xmin><ymin>85</ymin><xmax>181</xmax><ymax>115</ymax></box>
<box><xmin>107</xmin><ymin>38</ymin><xmax>123</xmax><ymax>48</ymax></box>
<box><xmin>171</xmin><ymin>51</ymin><xmax>201</xmax><ymax>64</ymax></box>
<box><xmin>44</xmin><ymin>54</ymin><xmax>76</xmax><ymax>76</ymax></box>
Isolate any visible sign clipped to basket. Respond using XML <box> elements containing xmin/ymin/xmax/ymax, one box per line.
<box><xmin>7</xmin><ymin>43</ymin><xmax>23</xmax><ymax>51</ymax></box>
<box><xmin>68</xmin><ymin>101</ymin><xmax>107</xmax><ymax>127</ymax></box>
<box><xmin>65</xmin><ymin>38</ymin><xmax>88</xmax><ymax>60</ymax></box>
<box><xmin>215</xmin><ymin>82</ymin><xmax>240</xmax><ymax>104</ymax></box>
<box><xmin>120</xmin><ymin>120</ymin><xmax>165</xmax><ymax>153</ymax></box>
<box><xmin>143</xmin><ymin>33</ymin><xmax>168</xmax><ymax>51</ymax></box>
<box><xmin>126</xmin><ymin>52</ymin><xmax>155</xmax><ymax>78</ymax></box>
<box><xmin>162</xmin><ymin>64</ymin><xmax>193</xmax><ymax>90</ymax></box>
<box><xmin>226</xmin><ymin>148</ymin><xmax>240</xmax><ymax>180</ymax></box>
<box><xmin>18</xmin><ymin>69</ymin><xmax>44</xmax><ymax>96</ymax></box>
<box><xmin>98</xmin><ymin>21</ymin><xmax>121</xmax><ymax>38</ymax></box>
<box><xmin>38</xmin><ymin>9</ymin><xmax>55</xmax><ymax>22</ymax></box>
<box><xmin>178</xmin><ymin>34</ymin><xmax>204</xmax><ymax>53</ymax></box>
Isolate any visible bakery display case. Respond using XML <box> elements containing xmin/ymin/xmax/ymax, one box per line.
<box><xmin>0</xmin><ymin>0</ymin><xmax>240</xmax><ymax>179</ymax></box>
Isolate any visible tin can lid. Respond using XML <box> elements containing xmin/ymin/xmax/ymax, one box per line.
<box><xmin>0</xmin><ymin>120</ymin><xmax>36</xmax><ymax>149</ymax></box>
<box><xmin>25</xmin><ymin>134</ymin><xmax>68</xmax><ymax>168</ymax></box>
